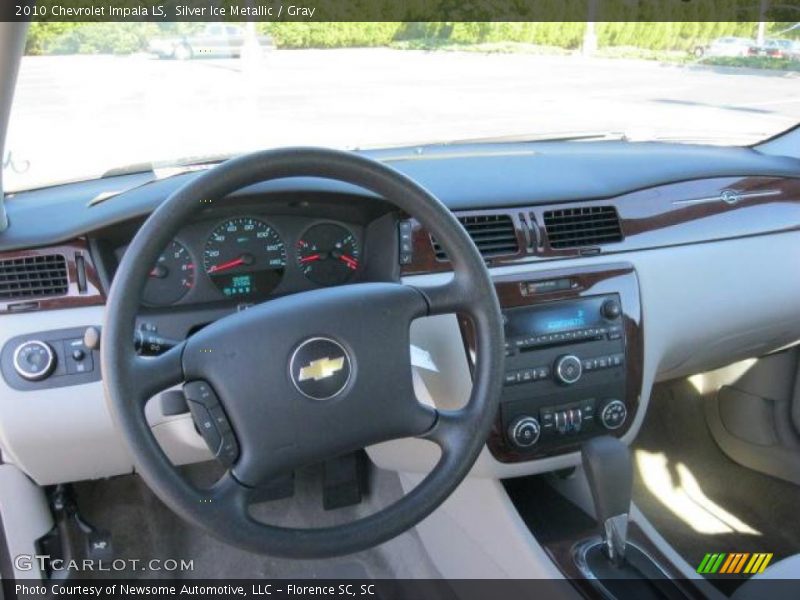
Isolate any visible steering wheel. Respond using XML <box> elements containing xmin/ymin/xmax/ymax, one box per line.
<box><xmin>102</xmin><ymin>148</ymin><xmax>504</xmax><ymax>558</ymax></box>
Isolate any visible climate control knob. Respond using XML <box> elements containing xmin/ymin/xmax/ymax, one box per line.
<box><xmin>554</xmin><ymin>354</ymin><xmax>583</xmax><ymax>385</ymax></box>
<box><xmin>508</xmin><ymin>416</ymin><xmax>541</xmax><ymax>448</ymax></box>
<box><xmin>13</xmin><ymin>340</ymin><xmax>56</xmax><ymax>381</ymax></box>
<box><xmin>600</xmin><ymin>399</ymin><xmax>627</xmax><ymax>430</ymax></box>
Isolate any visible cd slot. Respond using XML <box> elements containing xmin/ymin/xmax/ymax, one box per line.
<box><xmin>518</xmin><ymin>336</ymin><xmax>600</xmax><ymax>353</ymax></box>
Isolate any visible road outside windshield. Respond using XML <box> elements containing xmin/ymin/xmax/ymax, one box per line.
<box><xmin>5</xmin><ymin>21</ymin><xmax>800</xmax><ymax>192</ymax></box>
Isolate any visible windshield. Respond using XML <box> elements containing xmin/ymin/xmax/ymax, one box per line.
<box><xmin>5</xmin><ymin>21</ymin><xmax>800</xmax><ymax>192</ymax></box>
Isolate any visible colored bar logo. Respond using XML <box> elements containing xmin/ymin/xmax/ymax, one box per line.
<box><xmin>697</xmin><ymin>553</ymin><xmax>773</xmax><ymax>574</ymax></box>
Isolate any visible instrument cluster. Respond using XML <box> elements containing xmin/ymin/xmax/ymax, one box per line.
<box><xmin>125</xmin><ymin>214</ymin><xmax>365</xmax><ymax>307</ymax></box>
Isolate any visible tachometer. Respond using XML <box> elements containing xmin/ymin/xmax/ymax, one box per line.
<box><xmin>296</xmin><ymin>223</ymin><xmax>360</xmax><ymax>286</ymax></box>
<box><xmin>203</xmin><ymin>217</ymin><xmax>286</xmax><ymax>298</ymax></box>
<box><xmin>143</xmin><ymin>240</ymin><xmax>195</xmax><ymax>306</ymax></box>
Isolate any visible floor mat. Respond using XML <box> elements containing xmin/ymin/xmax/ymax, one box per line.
<box><xmin>632</xmin><ymin>380</ymin><xmax>800</xmax><ymax>596</ymax></box>
<box><xmin>73</xmin><ymin>461</ymin><xmax>442</xmax><ymax>580</ymax></box>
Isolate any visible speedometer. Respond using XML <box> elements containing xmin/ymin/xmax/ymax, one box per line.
<box><xmin>203</xmin><ymin>217</ymin><xmax>286</xmax><ymax>298</ymax></box>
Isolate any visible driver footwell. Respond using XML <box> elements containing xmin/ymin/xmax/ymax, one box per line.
<box><xmin>71</xmin><ymin>462</ymin><xmax>442</xmax><ymax>579</ymax></box>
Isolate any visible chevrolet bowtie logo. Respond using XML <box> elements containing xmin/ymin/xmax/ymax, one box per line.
<box><xmin>298</xmin><ymin>356</ymin><xmax>345</xmax><ymax>382</ymax></box>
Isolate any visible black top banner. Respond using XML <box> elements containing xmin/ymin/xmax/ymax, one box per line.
<box><xmin>4</xmin><ymin>0</ymin><xmax>800</xmax><ymax>22</ymax></box>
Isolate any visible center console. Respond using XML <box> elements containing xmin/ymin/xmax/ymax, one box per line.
<box><xmin>460</xmin><ymin>262</ymin><xmax>643</xmax><ymax>462</ymax></box>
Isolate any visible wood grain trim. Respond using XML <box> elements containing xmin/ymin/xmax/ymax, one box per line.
<box><xmin>402</xmin><ymin>175</ymin><xmax>800</xmax><ymax>274</ymax></box>
<box><xmin>460</xmin><ymin>263</ymin><xmax>643</xmax><ymax>462</ymax></box>
<box><xmin>0</xmin><ymin>238</ymin><xmax>105</xmax><ymax>314</ymax></box>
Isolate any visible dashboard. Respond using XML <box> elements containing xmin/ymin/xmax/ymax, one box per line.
<box><xmin>2</xmin><ymin>140</ymin><xmax>800</xmax><ymax>486</ymax></box>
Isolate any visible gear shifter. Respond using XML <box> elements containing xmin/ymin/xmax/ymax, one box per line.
<box><xmin>581</xmin><ymin>436</ymin><xmax>632</xmax><ymax>567</ymax></box>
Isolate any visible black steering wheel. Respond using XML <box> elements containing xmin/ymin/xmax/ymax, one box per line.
<box><xmin>102</xmin><ymin>148</ymin><xmax>504</xmax><ymax>558</ymax></box>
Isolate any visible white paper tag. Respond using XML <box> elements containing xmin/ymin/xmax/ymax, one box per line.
<box><xmin>410</xmin><ymin>344</ymin><xmax>439</xmax><ymax>373</ymax></box>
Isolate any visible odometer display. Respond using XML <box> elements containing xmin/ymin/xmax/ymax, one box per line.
<box><xmin>203</xmin><ymin>217</ymin><xmax>286</xmax><ymax>298</ymax></box>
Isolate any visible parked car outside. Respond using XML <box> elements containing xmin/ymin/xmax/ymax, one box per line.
<box><xmin>693</xmin><ymin>36</ymin><xmax>754</xmax><ymax>58</ymax></box>
<box><xmin>749</xmin><ymin>38</ymin><xmax>796</xmax><ymax>58</ymax></box>
<box><xmin>148</xmin><ymin>24</ymin><xmax>275</xmax><ymax>59</ymax></box>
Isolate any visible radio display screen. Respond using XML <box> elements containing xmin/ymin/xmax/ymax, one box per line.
<box><xmin>504</xmin><ymin>297</ymin><xmax>607</xmax><ymax>338</ymax></box>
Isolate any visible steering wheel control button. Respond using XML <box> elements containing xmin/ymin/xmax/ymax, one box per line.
<box><xmin>555</xmin><ymin>354</ymin><xmax>583</xmax><ymax>385</ymax></box>
<box><xmin>290</xmin><ymin>337</ymin><xmax>352</xmax><ymax>400</ymax></box>
<box><xmin>183</xmin><ymin>380</ymin><xmax>238</xmax><ymax>460</ymax></box>
<box><xmin>183</xmin><ymin>380</ymin><xmax>219</xmax><ymax>408</ymax></box>
<box><xmin>508</xmin><ymin>416</ymin><xmax>541</xmax><ymax>448</ymax></box>
<box><xmin>600</xmin><ymin>399</ymin><xmax>628</xmax><ymax>430</ymax></box>
<box><xmin>194</xmin><ymin>406</ymin><xmax>223</xmax><ymax>454</ymax></box>
<box><xmin>208</xmin><ymin>405</ymin><xmax>232</xmax><ymax>434</ymax></box>
<box><xmin>217</xmin><ymin>433</ymin><xmax>239</xmax><ymax>467</ymax></box>
<box><xmin>13</xmin><ymin>340</ymin><xmax>56</xmax><ymax>381</ymax></box>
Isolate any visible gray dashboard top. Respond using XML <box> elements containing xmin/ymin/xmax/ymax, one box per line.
<box><xmin>2</xmin><ymin>140</ymin><xmax>799</xmax><ymax>252</ymax></box>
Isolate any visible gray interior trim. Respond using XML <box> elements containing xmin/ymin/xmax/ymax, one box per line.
<box><xmin>703</xmin><ymin>351</ymin><xmax>800</xmax><ymax>485</ymax></box>
<box><xmin>0</xmin><ymin>464</ymin><xmax>53</xmax><ymax>579</ymax></box>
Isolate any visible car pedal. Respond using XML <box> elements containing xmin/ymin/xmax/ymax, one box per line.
<box><xmin>79</xmin><ymin>517</ymin><xmax>114</xmax><ymax>562</ymax></box>
<box><xmin>35</xmin><ymin>484</ymin><xmax>113</xmax><ymax>578</ymax></box>
<box><xmin>322</xmin><ymin>450</ymin><xmax>367</xmax><ymax>510</ymax></box>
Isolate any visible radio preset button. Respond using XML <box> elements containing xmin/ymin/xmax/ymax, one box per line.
<box><xmin>580</xmin><ymin>354</ymin><xmax>625</xmax><ymax>373</ymax></box>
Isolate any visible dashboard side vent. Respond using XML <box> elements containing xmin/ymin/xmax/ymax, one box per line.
<box><xmin>543</xmin><ymin>206</ymin><xmax>623</xmax><ymax>249</ymax></box>
<box><xmin>432</xmin><ymin>214</ymin><xmax>519</xmax><ymax>261</ymax></box>
<box><xmin>0</xmin><ymin>254</ymin><xmax>69</xmax><ymax>301</ymax></box>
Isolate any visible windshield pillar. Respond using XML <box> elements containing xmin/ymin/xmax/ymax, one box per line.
<box><xmin>0</xmin><ymin>22</ymin><xmax>28</xmax><ymax>231</ymax></box>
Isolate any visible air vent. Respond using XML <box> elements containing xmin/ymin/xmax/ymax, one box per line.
<box><xmin>0</xmin><ymin>254</ymin><xmax>68</xmax><ymax>301</ymax></box>
<box><xmin>432</xmin><ymin>214</ymin><xmax>519</xmax><ymax>261</ymax></box>
<box><xmin>543</xmin><ymin>206</ymin><xmax>623</xmax><ymax>249</ymax></box>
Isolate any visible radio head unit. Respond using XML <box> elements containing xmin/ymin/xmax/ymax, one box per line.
<box><xmin>457</xmin><ymin>264</ymin><xmax>642</xmax><ymax>463</ymax></box>
<box><xmin>494</xmin><ymin>293</ymin><xmax>629</xmax><ymax>459</ymax></box>
<box><xmin>504</xmin><ymin>295</ymin><xmax>623</xmax><ymax>352</ymax></box>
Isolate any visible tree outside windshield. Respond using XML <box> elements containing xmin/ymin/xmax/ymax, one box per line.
<box><xmin>5</xmin><ymin>22</ymin><xmax>800</xmax><ymax>192</ymax></box>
